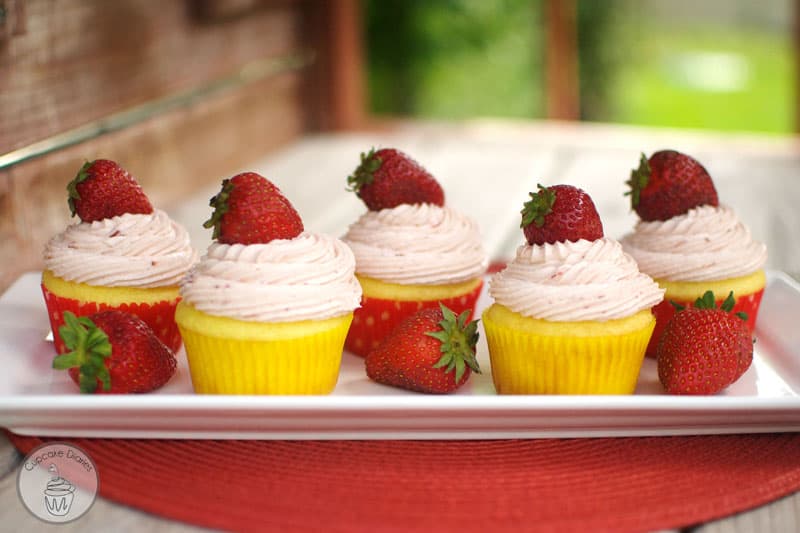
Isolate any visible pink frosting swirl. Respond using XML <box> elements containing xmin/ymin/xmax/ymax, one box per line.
<box><xmin>43</xmin><ymin>210</ymin><xmax>197</xmax><ymax>288</ymax></box>
<box><xmin>45</xmin><ymin>476</ymin><xmax>75</xmax><ymax>496</ymax></box>
<box><xmin>489</xmin><ymin>238</ymin><xmax>664</xmax><ymax>322</ymax></box>
<box><xmin>180</xmin><ymin>232</ymin><xmax>362</xmax><ymax>322</ymax></box>
<box><xmin>620</xmin><ymin>205</ymin><xmax>767</xmax><ymax>281</ymax></box>
<box><xmin>342</xmin><ymin>204</ymin><xmax>488</xmax><ymax>285</ymax></box>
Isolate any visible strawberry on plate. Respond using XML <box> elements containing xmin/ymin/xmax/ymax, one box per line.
<box><xmin>67</xmin><ymin>159</ymin><xmax>154</xmax><ymax>222</ymax></box>
<box><xmin>54</xmin><ymin>310</ymin><xmax>177</xmax><ymax>394</ymax></box>
<box><xmin>520</xmin><ymin>183</ymin><xmax>604</xmax><ymax>245</ymax></box>
<box><xmin>626</xmin><ymin>150</ymin><xmax>718</xmax><ymax>221</ymax></box>
<box><xmin>365</xmin><ymin>303</ymin><xmax>481</xmax><ymax>394</ymax></box>
<box><xmin>203</xmin><ymin>172</ymin><xmax>304</xmax><ymax>245</ymax></box>
<box><xmin>656</xmin><ymin>291</ymin><xmax>753</xmax><ymax>395</ymax></box>
<box><xmin>346</xmin><ymin>148</ymin><xmax>445</xmax><ymax>211</ymax></box>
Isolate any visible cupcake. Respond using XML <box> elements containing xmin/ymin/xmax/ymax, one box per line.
<box><xmin>341</xmin><ymin>148</ymin><xmax>488</xmax><ymax>357</ymax></box>
<box><xmin>41</xmin><ymin>159</ymin><xmax>197</xmax><ymax>354</ymax></box>
<box><xmin>176</xmin><ymin>172</ymin><xmax>361</xmax><ymax>395</ymax></box>
<box><xmin>482</xmin><ymin>184</ymin><xmax>664</xmax><ymax>395</ymax></box>
<box><xmin>620</xmin><ymin>150</ymin><xmax>768</xmax><ymax>357</ymax></box>
<box><xmin>44</xmin><ymin>467</ymin><xmax>75</xmax><ymax>516</ymax></box>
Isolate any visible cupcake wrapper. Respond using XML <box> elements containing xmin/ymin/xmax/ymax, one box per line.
<box><xmin>178</xmin><ymin>315</ymin><xmax>352</xmax><ymax>395</ymax></box>
<box><xmin>344</xmin><ymin>280</ymin><xmax>484</xmax><ymax>357</ymax></box>
<box><xmin>41</xmin><ymin>285</ymin><xmax>183</xmax><ymax>354</ymax></box>
<box><xmin>483</xmin><ymin>313</ymin><xmax>654</xmax><ymax>395</ymax></box>
<box><xmin>645</xmin><ymin>287</ymin><xmax>765</xmax><ymax>358</ymax></box>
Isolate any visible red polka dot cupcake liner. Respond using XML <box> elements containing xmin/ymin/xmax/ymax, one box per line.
<box><xmin>344</xmin><ymin>280</ymin><xmax>484</xmax><ymax>357</ymax></box>
<box><xmin>41</xmin><ymin>285</ymin><xmax>183</xmax><ymax>354</ymax></box>
<box><xmin>645</xmin><ymin>287</ymin><xmax>764</xmax><ymax>358</ymax></box>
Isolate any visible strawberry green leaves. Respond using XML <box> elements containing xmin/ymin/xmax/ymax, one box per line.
<box><xmin>520</xmin><ymin>184</ymin><xmax>556</xmax><ymax>229</ymax></box>
<box><xmin>346</xmin><ymin>148</ymin><xmax>382</xmax><ymax>193</ymax></box>
<box><xmin>54</xmin><ymin>311</ymin><xmax>112</xmax><ymax>393</ymax></box>
<box><xmin>425</xmin><ymin>303</ymin><xmax>481</xmax><ymax>384</ymax></box>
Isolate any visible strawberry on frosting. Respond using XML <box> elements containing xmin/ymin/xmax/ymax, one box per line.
<box><xmin>203</xmin><ymin>172</ymin><xmax>304</xmax><ymax>245</ymax></box>
<box><xmin>489</xmin><ymin>183</ymin><xmax>663</xmax><ymax>323</ymax></box>
<box><xmin>68</xmin><ymin>159</ymin><xmax>154</xmax><ymax>222</ymax></box>
<box><xmin>626</xmin><ymin>150</ymin><xmax>718</xmax><ymax>222</ymax></box>
<box><xmin>346</xmin><ymin>148</ymin><xmax>444</xmax><ymax>211</ymax></box>
<box><xmin>520</xmin><ymin>184</ymin><xmax>604</xmax><ymax>245</ymax></box>
<box><xmin>180</xmin><ymin>172</ymin><xmax>362</xmax><ymax>323</ymax></box>
<box><xmin>620</xmin><ymin>149</ymin><xmax>767</xmax><ymax>284</ymax></box>
<box><xmin>343</xmin><ymin>148</ymin><xmax>487</xmax><ymax>286</ymax></box>
<box><xmin>45</xmin><ymin>159</ymin><xmax>197</xmax><ymax>288</ymax></box>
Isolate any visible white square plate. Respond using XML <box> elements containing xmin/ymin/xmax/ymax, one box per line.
<box><xmin>0</xmin><ymin>271</ymin><xmax>798</xmax><ymax>439</ymax></box>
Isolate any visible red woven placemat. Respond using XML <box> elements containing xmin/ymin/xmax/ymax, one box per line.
<box><xmin>7</xmin><ymin>432</ymin><xmax>800</xmax><ymax>532</ymax></box>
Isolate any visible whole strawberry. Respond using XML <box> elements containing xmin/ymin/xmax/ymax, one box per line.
<box><xmin>365</xmin><ymin>303</ymin><xmax>480</xmax><ymax>394</ymax></box>
<box><xmin>657</xmin><ymin>291</ymin><xmax>753</xmax><ymax>395</ymax></box>
<box><xmin>54</xmin><ymin>311</ymin><xmax>177</xmax><ymax>394</ymax></box>
<box><xmin>346</xmin><ymin>148</ymin><xmax>445</xmax><ymax>211</ymax></box>
<box><xmin>626</xmin><ymin>150</ymin><xmax>718</xmax><ymax>221</ymax></box>
<box><xmin>520</xmin><ymin>184</ymin><xmax>604</xmax><ymax>245</ymax></box>
<box><xmin>203</xmin><ymin>172</ymin><xmax>304</xmax><ymax>245</ymax></box>
<box><xmin>67</xmin><ymin>159</ymin><xmax>154</xmax><ymax>222</ymax></box>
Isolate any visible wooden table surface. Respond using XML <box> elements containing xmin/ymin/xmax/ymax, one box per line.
<box><xmin>1</xmin><ymin>120</ymin><xmax>798</xmax><ymax>531</ymax></box>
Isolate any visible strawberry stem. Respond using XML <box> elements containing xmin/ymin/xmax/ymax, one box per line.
<box><xmin>688</xmin><ymin>290</ymin><xmax>748</xmax><ymax>321</ymax></box>
<box><xmin>625</xmin><ymin>153</ymin><xmax>650</xmax><ymax>208</ymax></box>
<box><xmin>520</xmin><ymin>184</ymin><xmax>556</xmax><ymax>229</ymax></box>
<box><xmin>346</xmin><ymin>148</ymin><xmax>382</xmax><ymax>194</ymax></box>
<box><xmin>720</xmin><ymin>291</ymin><xmax>736</xmax><ymax>312</ymax></box>
<box><xmin>53</xmin><ymin>311</ymin><xmax>112</xmax><ymax>393</ymax></box>
<box><xmin>66</xmin><ymin>161</ymin><xmax>93</xmax><ymax>218</ymax></box>
<box><xmin>203</xmin><ymin>178</ymin><xmax>234</xmax><ymax>240</ymax></box>
<box><xmin>425</xmin><ymin>303</ymin><xmax>481</xmax><ymax>383</ymax></box>
<box><xmin>669</xmin><ymin>300</ymin><xmax>686</xmax><ymax>311</ymax></box>
<box><xmin>694</xmin><ymin>290</ymin><xmax>717</xmax><ymax>310</ymax></box>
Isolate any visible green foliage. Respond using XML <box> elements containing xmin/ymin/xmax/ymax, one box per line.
<box><xmin>365</xmin><ymin>0</ymin><xmax>543</xmax><ymax>118</ymax></box>
<box><xmin>364</xmin><ymin>0</ymin><xmax>795</xmax><ymax>133</ymax></box>
<box><xmin>608</xmin><ymin>23</ymin><xmax>795</xmax><ymax>133</ymax></box>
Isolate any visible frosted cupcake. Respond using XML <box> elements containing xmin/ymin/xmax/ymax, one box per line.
<box><xmin>176</xmin><ymin>172</ymin><xmax>361</xmax><ymax>395</ymax></box>
<box><xmin>41</xmin><ymin>159</ymin><xmax>196</xmax><ymax>354</ymax></box>
<box><xmin>483</xmin><ymin>184</ymin><xmax>664</xmax><ymax>395</ymax></box>
<box><xmin>342</xmin><ymin>148</ymin><xmax>488</xmax><ymax>357</ymax></box>
<box><xmin>621</xmin><ymin>150</ymin><xmax>767</xmax><ymax>357</ymax></box>
<box><xmin>44</xmin><ymin>467</ymin><xmax>75</xmax><ymax>516</ymax></box>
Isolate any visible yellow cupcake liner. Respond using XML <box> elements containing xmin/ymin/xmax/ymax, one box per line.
<box><xmin>176</xmin><ymin>303</ymin><xmax>352</xmax><ymax>395</ymax></box>
<box><xmin>482</xmin><ymin>305</ymin><xmax>655</xmax><ymax>395</ymax></box>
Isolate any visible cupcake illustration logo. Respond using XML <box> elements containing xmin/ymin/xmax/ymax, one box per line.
<box><xmin>17</xmin><ymin>442</ymin><xmax>98</xmax><ymax>524</ymax></box>
<box><xmin>44</xmin><ymin>464</ymin><xmax>76</xmax><ymax>516</ymax></box>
